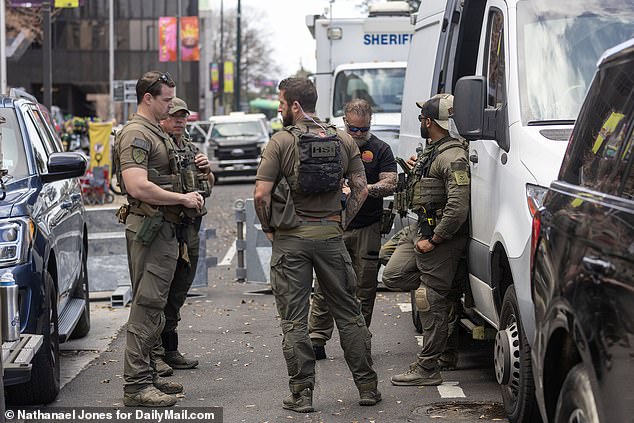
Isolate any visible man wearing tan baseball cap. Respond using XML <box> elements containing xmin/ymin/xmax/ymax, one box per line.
<box><xmin>151</xmin><ymin>97</ymin><xmax>215</xmax><ymax>377</ymax></box>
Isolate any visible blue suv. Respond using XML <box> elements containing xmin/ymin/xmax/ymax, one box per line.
<box><xmin>0</xmin><ymin>90</ymin><xmax>90</xmax><ymax>404</ymax></box>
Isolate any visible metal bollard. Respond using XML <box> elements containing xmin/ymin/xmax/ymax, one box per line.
<box><xmin>234</xmin><ymin>199</ymin><xmax>246</xmax><ymax>282</ymax></box>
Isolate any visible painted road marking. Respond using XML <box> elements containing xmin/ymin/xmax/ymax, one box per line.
<box><xmin>438</xmin><ymin>381</ymin><xmax>466</xmax><ymax>398</ymax></box>
<box><xmin>398</xmin><ymin>302</ymin><xmax>412</xmax><ymax>312</ymax></box>
<box><xmin>219</xmin><ymin>240</ymin><xmax>236</xmax><ymax>266</ymax></box>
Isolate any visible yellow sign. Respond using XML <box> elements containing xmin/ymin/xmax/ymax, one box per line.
<box><xmin>224</xmin><ymin>61</ymin><xmax>234</xmax><ymax>94</ymax></box>
<box><xmin>592</xmin><ymin>112</ymin><xmax>625</xmax><ymax>154</ymax></box>
<box><xmin>88</xmin><ymin>122</ymin><xmax>112</xmax><ymax>171</ymax></box>
<box><xmin>55</xmin><ymin>0</ymin><xmax>79</xmax><ymax>7</ymax></box>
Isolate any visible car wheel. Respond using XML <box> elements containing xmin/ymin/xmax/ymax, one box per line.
<box><xmin>554</xmin><ymin>364</ymin><xmax>600</xmax><ymax>423</ymax></box>
<box><xmin>70</xmin><ymin>241</ymin><xmax>90</xmax><ymax>339</ymax></box>
<box><xmin>410</xmin><ymin>290</ymin><xmax>423</xmax><ymax>334</ymax></box>
<box><xmin>495</xmin><ymin>286</ymin><xmax>541</xmax><ymax>423</ymax></box>
<box><xmin>5</xmin><ymin>271</ymin><xmax>60</xmax><ymax>405</ymax></box>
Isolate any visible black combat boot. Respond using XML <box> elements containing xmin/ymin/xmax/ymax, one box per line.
<box><xmin>162</xmin><ymin>331</ymin><xmax>199</xmax><ymax>370</ymax></box>
<box><xmin>282</xmin><ymin>384</ymin><xmax>314</xmax><ymax>413</ymax></box>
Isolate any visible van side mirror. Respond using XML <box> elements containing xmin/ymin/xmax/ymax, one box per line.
<box><xmin>42</xmin><ymin>152</ymin><xmax>88</xmax><ymax>183</ymax></box>
<box><xmin>454</xmin><ymin>76</ymin><xmax>509</xmax><ymax>151</ymax></box>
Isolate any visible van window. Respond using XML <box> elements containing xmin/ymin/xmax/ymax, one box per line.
<box><xmin>517</xmin><ymin>1</ymin><xmax>634</xmax><ymax>124</ymax></box>
<box><xmin>561</xmin><ymin>59</ymin><xmax>634</xmax><ymax>196</ymax></box>
<box><xmin>484</xmin><ymin>8</ymin><xmax>506</xmax><ymax>109</ymax></box>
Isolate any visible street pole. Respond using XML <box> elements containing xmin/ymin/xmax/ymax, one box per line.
<box><xmin>235</xmin><ymin>0</ymin><xmax>241</xmax><ymax>111</ymax></box>
<box><xmin>177</xmin><ymin>0</ymin><xmax>182</xmax><ymax>96</ymax></box>
<box><xmin>219</xmin><ymin>0</ymin><xmax>224</xmax><ymax>115</ymax></box>
<box><xmin>0</xmin><ymin>0</ymin><xmax>7</xmax><ymax>95</ymax></box>
<box><xmin>43</xmin><ymin>1</ymin><xmax>52</xmax><ymax>109</ymax></box>
<box><xmin>109</xmin><ymin>0</ymin><xmax>114</xmax><ymax>121</ymax></box>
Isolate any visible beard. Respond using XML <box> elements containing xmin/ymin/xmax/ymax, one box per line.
<box><xmin>354</xmin><ymin>131</ymin><xmax>371</xmax><ymax>147</ymax></box>
<box><xmin>282</xmin><ymin>109</ymin><xmax>294</xmax><ymax>127</ymax></box>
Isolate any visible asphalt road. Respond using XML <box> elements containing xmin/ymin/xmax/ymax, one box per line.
<box><xmin>48</xmin><ymin>176</ymin><xmax>508</xmax><ymax>423</ymax></box>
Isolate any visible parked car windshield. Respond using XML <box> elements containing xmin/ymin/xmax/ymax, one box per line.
<box><xmin>332</xmin><ymin>67</ymin><xmax>405</xmax><ymax>117</ymax></box>
<box><xmin>517</xmin><ymin>1</ymin><xmax>634</xmax><ymax>124</ymax></box>
<box><xmin>0</xmin><ymin>108</ymin><xmax>29</xmax><ymax>181</ymax></box>
<box><xmin>211</xmin><ymin>121</ymin><xmax>265</xmax><ymax>138</ymax></box>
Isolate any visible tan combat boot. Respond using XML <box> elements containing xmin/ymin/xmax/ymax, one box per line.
<box><xmin>282</xmin><ymin>386</ymin><xmax>314</xmax><ymax>413</ymax></box>
<box><xmin>153</xmin><ymin>375</ymin><xmax>183</xmax><ymax>394</ymax></box>
<box><xmin>391</xmin><ymin>363</ymin><xmax>443</xmax><ymax>386</ymax></box>
<box><xmin>123</xmin><ymin>386</ymin><xmax>177</xmax><ymax>407</ymax></box>
<box><xmin>152</xmin><ymin>357</ymin><xmax>174</xmax><ymax>377</ymax></box>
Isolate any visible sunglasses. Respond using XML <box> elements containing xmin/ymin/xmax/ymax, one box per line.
<box><xmin>146</xmin><ymin>72</ymin><xmax>175</xmax><ymax>93</ymax></box>
<box><xmin>344</xmin><ymin>120</ymin><xmax>371</xmax><ymax>133</ymax></box>
<box><xmin>418</xmin><ymin>115</ymin><xmax>429</xmax><ymax>122</ymax></box>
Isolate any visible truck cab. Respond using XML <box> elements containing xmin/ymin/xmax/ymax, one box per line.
<box><xmin>306</xmin><ymin>1</ymin><xmax>413</xmax><ymax>152</ymax></box>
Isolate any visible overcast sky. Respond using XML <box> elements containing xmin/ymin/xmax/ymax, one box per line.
<box><xmin>203</xmin><ymin>0</ymin><xmax>364</xmax><ymax>79</ymax></box>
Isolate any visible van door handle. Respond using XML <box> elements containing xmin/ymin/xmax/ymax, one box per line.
<box><xmin>469</xmin><ymin>153</ymin><xmax>478</xmax><ymax>163</ymax></box>
<box><xmin>582</xmin><ymin>256</ymin><xmax>614</xmax><ymax>276</ymax></box>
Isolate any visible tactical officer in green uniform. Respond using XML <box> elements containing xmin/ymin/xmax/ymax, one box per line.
<box><xmin>151</xmin><ymin>97</ymin><xmax>214</xmax><ymax>377</ymax></box>
<box><xmin>254</xmin><ymin>77</ymin><xmax>381</xmax><ymax>413</ymax></box>
<box><xmin>308</xmin><ymin>99</ymin><xmax>397</xmax><ymax>360</ymax></box>
<box><xmin>388</xmin><ymin>94</ymin><xmax>470</xmax><ymax>386</ymax></box>
<box><xmin>113</xmin><ymin>71</ymin><xmax>205</xmax><ymax>407</ymax></box>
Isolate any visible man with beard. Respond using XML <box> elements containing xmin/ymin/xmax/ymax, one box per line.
<box><xmin>151</xmin><ymin>97</ymin><xmax>214</xmax><ymax>377</ymax></box>
<box><xmin>308</xmin><ymin>99</ymin><xmax>396</xmax><ymax>360</ymax></box>
<box><xmin>254</xmin><ymin>78</ymin><xmax>381</xmax><ymax>413</ymax></box>
<box><xmin>113</xmin><ymin>72</ymin><xmax>205</xmax><ymax>407</ymax></box>
<box><xmin>387</xmin><ymin>93</ymin><xmax>470</xmax><ymax>386</ymax></box>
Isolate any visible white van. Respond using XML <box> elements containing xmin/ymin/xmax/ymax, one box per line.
<box><xmin>398</xmin><ymin>1</ymin><xmax>634</xmax><ymax>422</ymax></box>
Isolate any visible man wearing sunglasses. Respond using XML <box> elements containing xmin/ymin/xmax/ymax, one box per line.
<box><xmin>114</xmin><ymin>71</ymin><xmax>205</xmax><ymax>407</ymax></box>
<box><xmin>150</xmin><ymin>97</ymin><xmax>214</xmax><ymax>378</ymax></box>
<box><xmin>385</xmin><ymin>93</ymin><xmax>471</xmax><ymax>387</ymax></box>
<box><xmin>309</xmin><ymin>99</ymin><xmax>397</xmax><ymax>360</ymax></box>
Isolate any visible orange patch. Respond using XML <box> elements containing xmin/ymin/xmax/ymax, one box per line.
<box><xmin>361</xmin><ymin>150</ymin><xmax>374</xmax><ymax>162</ymax></box>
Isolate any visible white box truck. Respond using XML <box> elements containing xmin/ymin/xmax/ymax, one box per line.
<box><xmin>305</xmin><ymin>1</ymin><xmax>414</xmax><ymax>150</ymax></box>
<box><xmin>398</xmin><ymin>1</ymin><xmax>634</xmax><ymax>422</ymax></box>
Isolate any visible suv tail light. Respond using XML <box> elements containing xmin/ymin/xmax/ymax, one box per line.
<box><xmin>526</xmin><ymin>184</ymin><xmax>547</xmax><ymax>274</ymax></box>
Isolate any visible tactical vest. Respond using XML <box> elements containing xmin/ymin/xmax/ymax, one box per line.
<box><xmin>285</xmin><ymin>124</ymin><xmax>343</xmax><ymax>194</ymax></box>
<box><xmin>174</xmin><ymin>135</ymin><xmax>211</xmax><ymax>219</ymax></box>
<box><xmin>407</xmin><ymin>137</ymin><xmax>468</xmax><ymax>212</ymax></box>
<box><xmin>113</xmin><ymin>121</ymin><xmax>186</xmax><ymax>223</ymax></box>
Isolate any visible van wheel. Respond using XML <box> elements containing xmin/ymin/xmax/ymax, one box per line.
<box><xmin>495</xmin><ymin>286</ymin><xmax>541</xmax><ymax>423</ymax></box>
<box><xmin>410</xmin><ymin>290</ymin><xmax>423</xmax><ymax>334</ymax></box>
<box><xmin>70</xmin><ymin>241</ymin><xmax>90</xmax><ymax>339</ymax></box>
<box><xmin>6</xmin><ymin>272</ymin><xmax>60</xmax><ymax>405</ymax></box>
<box><xmin>554</xmin><ymin>364</ymin><xmax>600</xmax><ymax>423</ymax></box>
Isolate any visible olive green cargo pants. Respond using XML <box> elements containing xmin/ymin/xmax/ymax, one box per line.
<box><xmin>270</xmin><ymin>234</ymin><xmax>378</xmax><ymax>393</ymax></box>
<box><xmin>151</xmin><ymin>218</ymin><xmax>202</xmax><ymax>359</ymax></box>
<box><xmin>123</xmin><ymin>215</ymin><xmax>178</xmax><ymax>393</ymax></box>
<box><xmin>380</xmin><ymin>223</ymin><xmax>465</xmax><ymax>368</ymax></box>
<box><xmin>309</xmin><ymin>221</ymin><xmax>381</xmax><ymax>345</ymax></box>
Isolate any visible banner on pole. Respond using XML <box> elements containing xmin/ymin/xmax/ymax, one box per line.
<box><xmin>180</xmin><ymin>16</ymin><xmax>200</xmax><ymax>62</ymax></box>
<box><xmin>210</xmin><ymin>63</ymin><xmax>219</xmax><ymax>92</ymax></box>
<box><xmin>88</xmin><ymin>122</ymin><xmax>113</xmax><ymax>171</ymax></box>
<box><xmin>224</xmin><ymin>61</ymin><xmax>234</xmax><ymax>94</ymax></box>
<box><xmin>158</xmin><ymin>17</ymin><xmax>177</xmax><ymax>62</ymax></box>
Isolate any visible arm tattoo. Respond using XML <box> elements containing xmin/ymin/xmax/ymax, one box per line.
<box><xmin>367</xmin><ymin>171</ymin><xmax>397</xmax><ymax>198</ymax></box>
<box><xmin>254</xmin><ymin>198</ymin><xmax>271</xmax><ymax>230</ymax></box>
<box><xmin>345</xmin><ymin>169</ymin><xmax>368</xmax><ymax>225</ymax></box>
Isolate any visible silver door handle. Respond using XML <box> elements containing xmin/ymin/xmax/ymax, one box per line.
<box><xmin>582</xmin><ymin>256</ymin><xmax>614</xmax><ymax>276</ymax></box>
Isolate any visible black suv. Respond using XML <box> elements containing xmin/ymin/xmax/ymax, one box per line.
<box><xmin>0</xmin><ymin>90</ymin><xmax>89</xmax><ymax>404</ymax></box>
<box><xmin>531</xmin><ymin>39</ymin><xmax>634</xmax><ymax>423</ymax></box>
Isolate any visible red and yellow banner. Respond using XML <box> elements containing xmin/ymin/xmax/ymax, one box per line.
<box><xmin>180</xmin><ymin>16</ymin><xmax>200</xmax><ymax>62</ymax></box>
<box><xmin>158</xmin><ymin>17</ymin><xmax>178</xmax><ymax>62</ymax></box>
<box><xmin>210</xmin><ymin>63</ymin><xmax>219</xmax><ymax>92</ymax></box>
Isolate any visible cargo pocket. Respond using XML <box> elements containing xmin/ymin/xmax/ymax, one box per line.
<box><xmin>270</xmin><ymin>252</ymin><xmax>288</xmax><ymax>297</ymax></box>
<box><xmin>282</xmin><ymin>344</ymin><xmax>298</xmax><ymax>377</ymax></box>
<box><xmin>136</xmin><ymin>262</ymin><xmax>174</xmax><ymax>310</ymax></box>
<box><xmin>415</xmin><ymin>286</ymin><xmax>431</xmax><ymax>312</ymax></box>
<box><xmin>341</xmin><ymin>253</ymin><xmax>357</xmax><ymax>295</ymax></box>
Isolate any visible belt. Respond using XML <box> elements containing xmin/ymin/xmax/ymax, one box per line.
<box><xmin>297</xmin><ymin>215</ymin><xmax>341</xmax><ymax>226</ymax></box>
<box><xmin>129</xmin><ymin>211</ymin><xmax>181</xmax><ymax>225</ymax></box>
